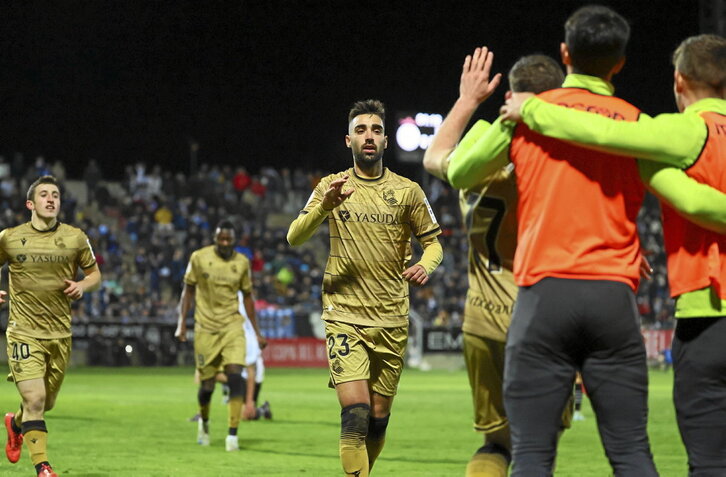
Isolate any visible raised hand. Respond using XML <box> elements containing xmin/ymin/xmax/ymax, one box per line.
<box><xmin>460</xmin><ymin>46</ymin><xmax>502</xmax><ymax>106</ymax></box>
<box><xmin>322</xmin><ymin>175</ymin><xmax>355</xmax><ymax>211</ymax></box>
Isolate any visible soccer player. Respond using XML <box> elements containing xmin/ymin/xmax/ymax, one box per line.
<box><xmin>3</xmin><ymin>175</ymin><xmax>101</xmax><ymax>477</ymax></box>
<box><xmin>422</xmin><ymin>48</ymin><xmax>564</xmax><ymax>477</ymax></box>
<box><xmin>287</xmin><ymin>99</ymin><xmax>443</xmax><ymax>477</ymax></box>
<box><xmin>175</xmin><ymin>220</ymin><xmax>266</xmax><ymax>451</ymax></box>
<box><xmin>189</xmin><ymin>293</ymin><xmax>270</xmax><ymax>422</ymax></box>
<box><xmin>445</xmin><ymin>6</ymin><xmax>663</xmax><ymax>475</ymax></box>
<box><xmin>500</xmin><ymin>33</ymin><xmax>726</xmax><ymax>476</ymax></box>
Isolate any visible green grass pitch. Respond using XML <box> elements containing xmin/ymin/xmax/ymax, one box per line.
<box><xmin>0</xmin><ymin>367</ymin><xmax>684</xmax><ymax>476</ymax></box>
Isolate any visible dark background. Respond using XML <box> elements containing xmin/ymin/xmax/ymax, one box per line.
<box><xmin>0</xmin><ymin>1</ymin><xmax>702</xmax><ymax>179</ymax></box>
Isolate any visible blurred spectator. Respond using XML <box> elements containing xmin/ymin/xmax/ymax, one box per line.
<box><xmin>0</xmin><ymin>156</ymin><xmax>11</xmax><ymax>180</ymax></box>
<box><xmin>51</xmin><ymin>160</ymin><xmax>67</xmax><ymax>183</ymax></box>
<box><xmin>83</xmin><ymin>159</ymin><xmax>103</xmax><ymax>201</ymax></box>
<box><xmin>233</xmin><ymin>167</ymin><xmax>252</xmax><ymax>196</ymax></box>
<box><xmin>11</xmin><ymin>152</ymin><xmax>25</xmax><ymax>180</ymax></box>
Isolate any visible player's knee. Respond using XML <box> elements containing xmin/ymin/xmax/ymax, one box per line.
<box><xmin>226</xmin><ymin>372</ymin><xmax>245</xmax><ymax>398</ymax></box>
<box><xmin>368</xmin><ymin>414</ymin><xmax>390</xmax><ymax>441</ymax></box>
<box><xmin>341</xmin><ymin>403</ymin><xmax>370</xmax><ymax>441</ymax></box>
<box><xmin>198</xmin><ymin>387</ymin><xmax>214</xmax><ymax>405</ymax></box>
<box><xmin>475</xmin><ymin>442</ymin><xmax>512</xmax><ymax>465</ymax></box>
<box><xmin>200</xmin><ymin>378</ymin><xmax>216</xmax><ymax>392</ymax></box>
<box><xmin>21</xmin><ymin>394</ymin><xmax>45</xmax><ymax>416</ymax></box>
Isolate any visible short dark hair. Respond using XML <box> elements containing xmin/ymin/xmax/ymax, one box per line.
<box><xmin>565</xmin><ymin>5</ymin><xmax>630</xmax><ymax>78</ymax></box>
<box><xmin>672</xmin><ymin>34</ymin><xmax>726</xmax><ymax>91</ymax></box>
<box><xmin>509</xmin><ymin>55</ymin><xmax>565</xmax><ymax>93</ymax></box>
<box><xmin>215</xmin><ymin>219</ymin><xmax>236</xmax><ymax>235</ymax></box>
<box><xmin>27</xmin><ymin>175</ymin><xmax>60</xmax><ymax>201</ymax></box>
<box><xmin>348</xmin><ymin>99</ymin><xmax>386</xmax><ymax>124</ymax></box>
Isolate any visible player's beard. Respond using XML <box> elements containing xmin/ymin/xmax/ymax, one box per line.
<box><xmin>215</xmin><ymin>245</ymin><xmax>234</xmax><ymax>259</ymax></box>
<box><xmin>353</xmin><ymin>148</ymin><xmax>384</xmax><ymax>170</ymax></box>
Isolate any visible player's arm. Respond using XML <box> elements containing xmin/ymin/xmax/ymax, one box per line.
<box><xmin>63</xmin><ymin>264</ymin><xmax>101</xmax><ymax>300</ymax></box>
<box><xmin>423</xmin><ymin>46</ymin><xmax>501</xmax><ymax>181</ymax></box>
<box><xmin>175</xmin><ymin>283</ymin><xmax>196</xmax><ymax>342</ymax></box>
<box><xmin>176</xmin><ymin>254</ymin><xmax>198</xmax><ymax>341</ymax></box>
<box><xmin>502</xmin><ymin>95</ymin><xmax>705</xmax><ymax>168</ymax></box>
<box><xmin>287</xmin><ymin>176</ymin><xmax>354</xmax><ymax>246</ymax></box>
<box><xmin>447</xmin><ymin>116</ymin><xmax>512</xmax><ymax>190</ymax></box>
<box><xmin>241</xmin><ymin>290</ymin><xmax>266</xmax><ymax>349</ymax></box>
<box><xmin>243</xmin><ymin>363</ymin><xmax>257</xmax><ymax>420</ymax></box>
<box><xmin>639</xmin><ymin>161</ymin><xmax>726</xmax><ymax>233</ymax></box>
<box><xmin>405</xmin><ymin>186</ymin><xmax>443</xmax><ymax>286</ymax></box>
<box><xmin>65</xmin><ymin>233</ymin><xmax>102</xmax><ymax>300</ymax></box>
<box><xmin>403</xmin><ymin>234</ymin><xmax>443</xmax><ymax>286</ymax></box>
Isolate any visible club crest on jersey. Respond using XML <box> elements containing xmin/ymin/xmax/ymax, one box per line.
<box><xmin>54</xmin><ymin>237</ymin><xmax>66</xmax><ymax>249</ymax></box>
<box><xmin>202</xmin><ymin>273</ymin><xmax>210</xmax><ymax>279</ymax></box>
<box><xmin>231</xmin><ymin>265</ymin><xmax>238</xmax><ymax>273</ymax></box>
<box><xmin>338</xmin><ymin>210</ymin><xmax>351</xmax><ymax>222</ymax></box>
<box><xmin>16</xmin><ymin>254</ymin><xmax>26</xmax><ymax>263</ymax></box>
<box><xmin>382</xmin><ymin>189</ymin><xmax>398</xmax><ymax>205</ymax></box>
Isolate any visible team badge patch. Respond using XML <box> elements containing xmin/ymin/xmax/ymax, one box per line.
<box><xmin>332</xmin><ymin>358</ymin><xmax>344</xmax><ymax>374</ymax></box>
<box><xmin>54</xmin><ymin>237</ymin><xmax>66</xmax><ymax>248</ymax></box>
<box><xmin>382</xmin><ymin>189</ymin><xmax>398</xmax><ymax>205</ymax></box>
<box><xmin>423</xmin><ymin>197</ymin><xmax>438</xmax><ymax>224</ymax></box>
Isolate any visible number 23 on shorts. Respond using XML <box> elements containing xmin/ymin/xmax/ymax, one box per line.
<box><xmin>327</xmin><ymin>333</ymin><xmax>350</xmax><ymax>359</ymax></box>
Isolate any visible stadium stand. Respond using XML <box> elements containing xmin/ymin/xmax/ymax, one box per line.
<box><xmin>0</xmin><ymin>155</ymin><xmax>675</xmax><ymax>365</ymax></box>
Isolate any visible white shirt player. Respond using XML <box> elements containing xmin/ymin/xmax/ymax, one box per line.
<box><xmin>238</xmin><ymin>291</ymin><xmax>264</xmax><ymax>384</ymax></box>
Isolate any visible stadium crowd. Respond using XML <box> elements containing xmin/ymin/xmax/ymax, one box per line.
<box><xmin>0</xmin><ymin>154</ymin><xmax>674</xmax><ymax>332</ymax></box>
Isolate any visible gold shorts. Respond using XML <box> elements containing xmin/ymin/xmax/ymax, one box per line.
<box><xmin>6</xmin><ymin>333</ymin><xmax>71</xmax><ymax>398</ymax></box>
<box><xmin>464</xmin><ymin>332</ymin><xmax>573</xmax><ymax>433</ymax></box>
<box><xmin>194</xmin><ymin>327</ymin><xmax>246</xmax><ymax>381</ymax></box>
<box><xmin>463</xmin><ymin>332</ymin><xmax>508</xmax><ymax>433</ymax></box>
<box><xmin>324</xmin><ymin>320</ymin><xmax>408</xmax><ymax>397</ymax></box>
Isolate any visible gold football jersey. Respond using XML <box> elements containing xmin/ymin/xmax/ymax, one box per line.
<box><xmin>0</xmin><ymin>222</ymin><xmax>97</xmax><ymax>339</ymax></box>
<box><xmin>184</xmin><ymin>246</ymin><xmax>251</xmax><ymax>333</ymax></box>
<box><xmin>302</xmin><ymin>167</ymin><xmax>441</xmax><ymax>327</ymax></box>
<box><xmin>459</xmin><ymin>164</ymin><xmax>518</xmax><ymax>342</ymax></box>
